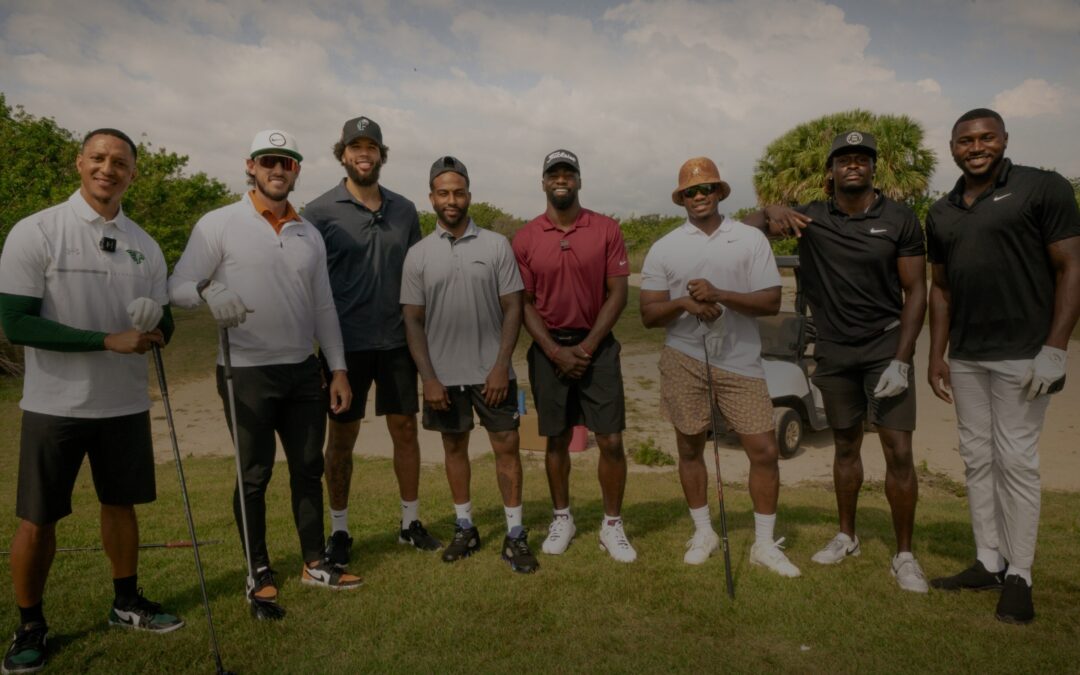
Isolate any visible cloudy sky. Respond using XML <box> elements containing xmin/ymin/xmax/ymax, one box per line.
<box><xmin>2</xmin><ymin>0</ymin><xmax>1077</xmax><ymax>218</ymax></box>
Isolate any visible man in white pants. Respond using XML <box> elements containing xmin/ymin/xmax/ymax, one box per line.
<box><xmin>926</xmin><ymin>108</ymin><xmax>1080</xmax><ymax>624</ymax></box>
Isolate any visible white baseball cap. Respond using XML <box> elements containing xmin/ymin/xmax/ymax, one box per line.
<box><xmin>250</xmin><ymin>129</ymin><xmax>303</xmax><ymax>162</ymax></box>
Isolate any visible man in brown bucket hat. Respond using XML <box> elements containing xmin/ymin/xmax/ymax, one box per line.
<box><xmin>639</xmin><ymin>157</ymin><xmax>800</xmax><ymax>577</ymax></box>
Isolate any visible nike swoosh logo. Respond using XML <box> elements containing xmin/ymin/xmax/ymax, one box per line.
<box><xmin>869</xmin><ymin>228</ymin><xmax>887</xmax><ymax>234</ymax></box>
<box><xmin>618</xmin><ymin>260</ymin><xmax>627</xmax><ymax>266</ymax></box>
<box><xmin>993</xmin><ymin>193</ymin><xmax>1012</xmax><ymax>202</ymax></box>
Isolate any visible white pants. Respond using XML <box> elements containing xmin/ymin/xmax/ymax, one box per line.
<box><xmin>950</xmin><ymin>358</ymin><xmax>1049</xmax><ymax>571</ymax></box>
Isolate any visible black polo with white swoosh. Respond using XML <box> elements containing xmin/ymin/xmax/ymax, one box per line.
<box><xmin>926</xmin><ymin>159</ymin><xmax>1080</xmax><ymax>361</ymax></box>
<box><xmin>794</xmin><ymin>191</ymin><xmax>925</xmax><ymax>343</ymax></box>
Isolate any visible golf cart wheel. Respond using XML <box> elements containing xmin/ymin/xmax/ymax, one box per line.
<box><xmin>774</xmin><ymin>407</ymin><xmax>802</xmax><ymax>459</ymax></box>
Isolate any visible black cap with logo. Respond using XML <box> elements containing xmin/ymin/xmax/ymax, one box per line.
<box><xmin>827</xmin><ymin>131</ymin><xmax>878</xmax><ymax>166</ymax></box>
<box><xmin>543</xmin><ymin>149</ymin><xmax>580</xmax><ymax>174</ymax></box>
<box><xmin>341</xmin><ymin>116</ymin><xmax>385</xmax><ymax>149</ymax></box>
<box><xmin>429</xmin><ymin>155</ymin><xmax>469</xmax><ymax>186</ymax></box>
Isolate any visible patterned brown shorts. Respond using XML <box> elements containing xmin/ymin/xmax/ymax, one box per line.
<box><xmin>659</xmin><ymin>347</ymin><xmax>773</xmax><ymax>435</ymax></box>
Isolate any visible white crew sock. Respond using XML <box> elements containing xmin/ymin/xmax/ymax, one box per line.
<box><xmin>401</xmin><ymin>499</ymin><xmax>420</xmax><ymax>527</ymax></box>
<box><xmin>505</xmin><ymin>505</ymin><xmax>524</xmax><ymax>535</ymax></box>
<box><xmin>553</xmin><ymin>506</ymin><xmax>572</xmax><ymax>521</ymax></box>
<box><xmin>976</xmin><ymin>547</ymin><xmax>1005</xmax><ymax>573</ymax></box>
<box><xmin>690</xmin><ymin>505</ymin><xmax>712</xmax><ymax>533</ymax></box>
<box><xmin>603</xmin><ymin>514</ymin><xmax>621</xmax><ymax>527</ymax></box>
<box><xmin>454</xmin><ymin>501</ymin><xmax>473</xmax><ymax>528</ymax></box>
<box><xmin>1006</xmin><ymin>567</ymin><xmax>1032</xmax><ymax>586</ymax></box>
<box><xmin>753</xmin><ymin>512</ymin><xmax>776</xmax><ymax>546</ymax></box>
<box><xmin>330</xmin><ymin>508</ymin><xmax>348</xmax><ymax>535</ymax></box>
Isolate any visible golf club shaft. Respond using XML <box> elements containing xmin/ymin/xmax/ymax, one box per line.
<box><xmin>153</xmin><ymin>344</ymin><xmax>228</xmax><ymax>673</ymax></box>
<box><xmin>702</xmin><ymin>336</ymin><xmax>736</xmax><ymax>599</ymax></box>
<box><xmin>220</xmin><ymin>329</ymin><xmax>258</xmax><ymax>586</ymax></box>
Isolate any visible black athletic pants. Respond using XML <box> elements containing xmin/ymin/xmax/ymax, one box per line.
<box><xmin>216</xmin><ymin>356</ymin><xmax>328</xmax><ymax>569</ymax></box>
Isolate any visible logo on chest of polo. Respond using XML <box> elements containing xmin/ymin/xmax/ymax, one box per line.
<box><xmin>868</xmin><ymin>228</ymin><xmax>888</xmax><ymax>235</ymax></box>
<box><xmin>126</xmin><ymin>250</ymin><xmax>145</xmax><ymax>264</ymax></box>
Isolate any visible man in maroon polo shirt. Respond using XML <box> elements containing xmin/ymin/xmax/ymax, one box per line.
<box><xmin>512</xmin><ymin>149</ymin><xmax>636</xmax><ymax>563</ymax></box>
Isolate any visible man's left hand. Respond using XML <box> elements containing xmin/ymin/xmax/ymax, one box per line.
<box><xmin>687</xmin><ymin>278</ymin><xmax>721</xmax><ymax>304</ymax></box>
<box><xmin>1021</xmin><ymin>345</ymin><xmax>1067</xmax><ymax>400</ymax></box>
<box><xmin>328</xmin><ymin>370</ymin><xmax>352</xmax><ymax>414</ymax></box>
<box><xmin>483</xmin><ymin>365</ymin><xmax>510</xmax><ymax>407</ymax></box>
<box><xmin>873</xmin><ymin>360</ymin><xmax>910</xmax><ymax>399</ymax></box>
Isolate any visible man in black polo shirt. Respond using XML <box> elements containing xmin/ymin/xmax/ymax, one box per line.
<box><xmin>925</xmin><ymin>108</ymin><xmax>1080</xmax><ymax>624</ymax></box>
<box><xmin>305</xmin><ymin>116</ymin><xmax>440</xmax><ymax>567</ymax></box>
<box><xmin>747</xmin><ymin>131</ymin><xmax>928</xmax><ymax>592</ymax></box>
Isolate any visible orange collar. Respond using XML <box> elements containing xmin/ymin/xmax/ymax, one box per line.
<box><xmin>249</xmin><ymin>190</ymin><xmax>299</xmax><ymax>232</ymax></box>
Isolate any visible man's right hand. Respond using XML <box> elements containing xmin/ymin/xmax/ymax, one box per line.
<box><xmin>680</xmin><ymin>296</ymin><xmax>723</xmax><ymax>322</ymax></box>
<box><xmin>928</xmin><ymin>356</ymin><xmax>952</xmax><ymax>404</ymax></box>
<box><xmin>105</xmin><ymin>328</ymin><xmax>164</xmax><ymax>355</ymax></box>
<box><xmin>550</xmin><ymin>345</ymin><xmax>590</xmax><ymax>379</ymax></box>
<box><xmin>423</xmin><ymin>378</ymin><xmax>450</xmax><ymax>411</ymax></box>
<box><xmin>201</xmin><ymin>281</ymin><xmax>251</xmax><ymax>328</ymax></box>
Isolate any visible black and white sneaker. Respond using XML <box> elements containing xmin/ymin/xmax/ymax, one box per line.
<box><xmin>2</xmin><ymin>622</ymin><xmax>47</xmax><ymax>674</ymax></box>
<box><xmin>398</xmin><ymin>520</ymin><xmax>442</xmax><ymax>551</ymax></box>
<box><xmin>502</xmin><ymin>530</ymin><xmax>539</xmax><ymax>574</ymax></box>
<box><xmin>996</xmin><ymin>575</ymin><xmax>1035</xmax><ymax>624</ymax></box>
<box><xmin>441</xmin><ymin>525</ymin><xmax>481</xmax><ymax>563</ymax></box>
<box><xmin>108</xmin><ymin>590</ymin><xmax>185</xmax><ymax>633</ymax></box>
<box><xmin>324</xmin><ymin>530</ymin><xmax>353</xmax><ymax>568</ymax></box>
<box><xmin>930</xmin><ymin>560</ymin><xmax>1004</xmax><ymax>592</ymax></box>
<box><xmin>301</xmin><ymin>561</ymin><xmax>363</xmax><ymax>590</ymax></box>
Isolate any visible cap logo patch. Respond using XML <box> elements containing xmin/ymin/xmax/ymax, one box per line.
<box><xmin>358</xmin><ymin>118</ymin><xmax>369</xmax><ymax>131</ymax></box>
<box><xmin>691</xmin><ymin>167</ymin><xmax>700</xmax><ymax>175</ymax></box>
<box><xmin>546</xmin><ymin>150</ymin><xmax>575</xmax><ymax>163</ymax></box>
<box><xmin>846</xmin><ymin>132</ymin><xmax>863</xmax><ymax>145</ymax></box>
<box><xmin>268</xmin><ymin>132</ymin><xmax>286</xmax><ymax>147</ymax></box>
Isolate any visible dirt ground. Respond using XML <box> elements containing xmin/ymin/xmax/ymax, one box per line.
<box><xmin>149</xmin><ymin>323</ymin><xmax>1080</xmax><ymax>492</ymax></box>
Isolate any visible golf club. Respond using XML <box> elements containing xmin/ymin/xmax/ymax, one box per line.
<box><xmin>0</xmin><ymin>540</ymin><xmax>221</xmax><ymax>555</ymax></box>
<box><xmin>220</xmin><ymin>328</ymin><xmax>286</xmax><ymax>621</ymax></box>
<box><xmin>152</xmin><ymin>344</ymin><xmax>233</xmax><ymax>675</ymax></box>
<box><xmin>702</xmin><ymin>334</ymin><xmax>736</xmax><ymax>599</ymax></box>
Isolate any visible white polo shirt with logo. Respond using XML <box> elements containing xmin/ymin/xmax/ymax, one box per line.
<box><xmin>640</xmin><ymin>217</ymin><xmax>781</xmax><ymax>379</ymax></box>
<box><xmin>0</xmin><ymin>190</ymin><xmax>168</xmax><ymax>418</ymax></box>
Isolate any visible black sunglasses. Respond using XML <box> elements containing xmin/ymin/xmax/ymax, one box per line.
<box><xmin>255</xmin><ymin>155</ymin><xmax>299</xmax><ymax>172</ymax></box>
<box><xmin>681</xmin><ymin>183</ymin><xmax>719</xmax><ymax>199</ymax></box>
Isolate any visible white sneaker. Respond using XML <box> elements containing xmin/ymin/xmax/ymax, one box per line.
<box><xmin>750</xmin><ymin>537</ymin><xmax>801</xmax><ymax>578</ymax></box>
<box><xmin>599</xmin><ymin>519</ymin><xmax>637</xmax><ymax>563</ymax></box>
<box><xmin>892</xmin><ymin>554</ymin><xmax>929</xmax><ymax>593</ymax></box>
<box><xmin>683</xmin><ymin>529</ymin><xmax>720</xmax><ymax>565</ymax></box>
<box><xmin>541</xmin><ymin>515</ymin><xmax>576</xmax><ymax>555</ymax></box>
<box><xmin>811</xmin><ymin>532</ymin><xmax>861</xmax><ymax>565</ymax></box>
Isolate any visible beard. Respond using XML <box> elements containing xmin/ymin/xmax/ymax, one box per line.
<box><xmin>345</xmin><ymin>159</ymin><xmax>382</xmax><ymax>187</ymax></box>
<box><xmin>251</xmin><ymin>172</ymin><xmax>296</xmax><ymax>202</ymax></box>
<box><xmin>435</xmin><ymin>204</ymin><xmax>469</xmax><ymax>229</ymax></box>
<box><xmin>547</xmin><ymin>188</ymin><xmax>577</xmax><ymax>211</ymax></box>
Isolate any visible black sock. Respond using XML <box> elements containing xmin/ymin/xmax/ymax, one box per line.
<box><xmin>18</xmin><ymin>602</ymin><xmax>44</xmax><ymax>627</ymax></box>
<box><xmin>113</xmin><ymin>575</ymin><xmax>138</xmax><ymax>607</ymax></box>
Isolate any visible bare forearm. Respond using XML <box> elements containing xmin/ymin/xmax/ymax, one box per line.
<box><xmin>640</xmin><ymin>295</ymin><xmax>687</xmax><ymax>328</ymax></box>
<box><xmin>495</xmin><ymin>295</ymin><xmax>523</xmax><ymax>368</ymax></box>
<box><xmin>403</xmin><ymin>310</ymin><xmax>439</xmax><ymax>381</ymax></box>
<box><xmin>583</xmin><ymin>278</ymin><xmax>627</xmax><ymax>349</ymax></box>
<box><xmin>714</xmin><ymin>287</ymin><xmax>781</xmax><ymax>317</ymax></box>
<box><xmin>523</xmin><ymin>301</ymin><xmax>559</xmax><ymax>356</ymax></box>
<box><xmin>928</xmin><ymin>283</ymin><xmax>950</xmax><ymax>361</ymax></box>
<box><xmin>894</xmin><ymin>259</ymin><xmax>927</xmax><ymax>363</ymax></box>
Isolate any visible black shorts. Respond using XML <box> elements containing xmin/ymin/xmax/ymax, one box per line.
<box><xmin>319</xmin><ymin>346</ymin><xmax>419</xmax><ymax>423</ymax></box>
<box><xmin>527</xmin><ymin>332</ymin><xmax>626</xmax><ymax>437</ymax></box>
<box><xmin>811</xmin><ymin>328</ymin><xmax>916</xmax><ymax>432</ymax></box>
<box><xmin>17</xmin><ymin>410</ymin><xmax>157</xmax><ymax>525</ymax></box>
<box><xmin>422</xmin><ymin>382</ymin><xmax>521</xmax><ymax>434</ymax></box>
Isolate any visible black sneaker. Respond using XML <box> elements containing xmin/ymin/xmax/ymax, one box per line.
<box><xmin>324</xmin><ymin>530</ymin><xmax>353</xmax><ymax>568</ymax></box>
<box><xmin>2</xmin><ymin>622</ymin><xmax>47</xmax><ymax>674</ymax></box>
<box><xmin>930</xmin><ymin>560</ymin><xmax>1005</xmax><ymax>591</ymax></box>
<box><xmin>996</xmin><ymin>575</ymin><xmax>1035</xmax><ymax>624</ymax></box>
<box><xmin>247</xmin><ymin>566</ymin><xmax>279</xmax><ymax>602</ymax></box>
<box><xmin>502</xmin><ymin>529</ymin><xmax>539</xmax><ymax>574</ymax></box>
<box><xmin>399</xmin><ymin>520</ymin><xmax>442</xmax><ymax>551</ymax></box>
<box><xmin>441</xmin><ymin>525</ymin><xmax>481</xmax><ymax>563</ymax></box>
<box><xmin>108</xmin><ymin>590</ymin><xmax>185</xmax><ymax>633</ymax></box>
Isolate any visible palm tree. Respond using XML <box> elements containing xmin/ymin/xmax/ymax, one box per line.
<box><xmin>753</xmin><ymin>109</ymin><xmax>936</xmax><ymax>206</ymax></box>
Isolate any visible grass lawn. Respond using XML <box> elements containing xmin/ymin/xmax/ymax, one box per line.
<box><xmin>2</xmin><ymin>302</ymin><xmax>1079</xmax><ymax>673</ymax></box>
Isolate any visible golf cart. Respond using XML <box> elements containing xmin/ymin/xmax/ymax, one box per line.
<box><xmin>758</xmin><ymin>255</ymin><xmax>829</xmax><ymax>458</ymax></box>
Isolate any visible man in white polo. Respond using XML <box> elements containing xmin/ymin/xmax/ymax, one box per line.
<box><xmin>639</xmin><ymin>157</ymin><xmax>799</xmax><ymax>577</ymax></box>
<box><xmin>169</xmin><ymin>130</ymin><xmax>360</xmax><ymax>610</ymax></box>
<box><xmin>1</xmin><ymin>128</ymin><xmax>182</xmax><ymax>674</ymax></box>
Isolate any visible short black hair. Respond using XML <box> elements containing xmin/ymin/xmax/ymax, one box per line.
<box><xmin>952</xmin><ymin>108</ymin><xmax>1005</xmax><ymax>135</ymax></box>
<box><xmin>82</xmin><ymin>128</ymin><xmax>138</xmax><ymax>160</ymax></box>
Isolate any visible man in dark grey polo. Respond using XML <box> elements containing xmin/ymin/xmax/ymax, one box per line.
<box><xmin>305</xmin><ymin>116</ymin><xmax>438</xmax><ymax>568</ymax></box>
<box><xmin>401</xmin><ymin>156</ymin><xmax>537</xmax><ymax>574</ymax></box>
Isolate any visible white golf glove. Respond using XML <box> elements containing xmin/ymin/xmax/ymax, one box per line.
<box><xmin>1020</xmin><ymin>345</ymin><xmax>1067</xmax><ymax>400</ymax></box>
<box><xmin>872</xmin><ymin>360</ymin><xmax>910</xmax><ymax>399</ymax></box>
<box><xmin>126</xmin><ymin>297</ymin><xmax>163</xmax><ymax>333</ymax></box>
<box><xmin>201</xmin><ymin>281</ymin><xmax>251</xmax><ymax>328</ymax></box>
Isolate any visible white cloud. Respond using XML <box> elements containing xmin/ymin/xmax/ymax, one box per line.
<box><xmin>917</xmin><ymin>79</ymin><xmax>941</xmax><ymax>95</ymax></box>
<box><xmin>992</xmin><ymin>79</ymin><xmax>1070</xmax><ymax>119</ymax></box>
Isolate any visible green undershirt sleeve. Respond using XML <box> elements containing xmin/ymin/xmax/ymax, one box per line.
<box><xmin>0</xmin><ymin>293</ymin><xmax>108</xmax><ymax>352</ymax></box>
<box><xmin>160</xmin><ymin>304</ymin><xmax>175</xmax><ymax>345</ymax></box>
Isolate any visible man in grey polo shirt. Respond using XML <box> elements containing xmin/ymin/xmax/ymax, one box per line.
<box><xmin>305</xmin><ymin>116</ymin><xmax>436</xmax><ymax>567</ymax></box>
<box><xmin>401</xmin><ymin>156</ymin><xmax>538</xmax><ymax>574</ymax></box>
